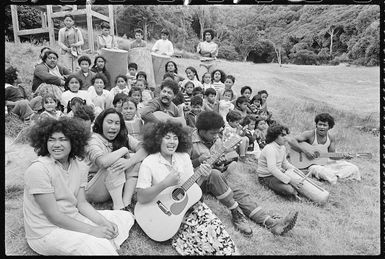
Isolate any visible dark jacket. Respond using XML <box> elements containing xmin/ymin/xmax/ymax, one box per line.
<box><xmin>32</xmin><ymin>63</ymin><xmax>70</xmax><ymax>92</ymax></box>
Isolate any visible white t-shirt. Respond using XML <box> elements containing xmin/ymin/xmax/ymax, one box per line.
<box><xmin>60</xmin><ymin>90</ymin><xmax>94</xmax><ymax>113</ymax></box>
<box><xmin>137</xmin><ymin>152</ymin><xmax>194</xmax><ymax>189</ymax></box>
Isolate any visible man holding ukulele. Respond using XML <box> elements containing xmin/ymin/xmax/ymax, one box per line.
<box><xmin>288</xmin><ymin>113</ymin><xmax>360</xmax><ymax>184</ymax></box>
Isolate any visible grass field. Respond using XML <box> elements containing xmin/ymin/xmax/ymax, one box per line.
<box><xmin>4</xmin><ymin>42</ymin><xmax>380</xmax><ymax>255</ymax></box>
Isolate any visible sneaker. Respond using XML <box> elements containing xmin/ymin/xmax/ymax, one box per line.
<box><xmin>267</xmin><ymin>211</ymin><xmax>298</xmax><ymax>235</ymax></box>
<box><xmin>231</xmin><ymin>207</ymin><xmax>253</xmax><ymax>237</ymax></box>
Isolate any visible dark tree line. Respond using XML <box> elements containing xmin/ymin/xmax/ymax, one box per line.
<box><xmin>5</xmin><ymin>5</ymin><xmax>380</xmax><ymax>66</ymax></box>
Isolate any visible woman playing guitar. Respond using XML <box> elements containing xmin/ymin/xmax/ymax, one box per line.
<box><xmin>136</xmin><ymin>121</ymin><xmax>237</xmax><ymax>255</ymax></box>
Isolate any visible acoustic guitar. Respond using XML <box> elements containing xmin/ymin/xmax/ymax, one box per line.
<box><xmin>134</xmin><ymin>135</ymin><xmax>241</xmax><ymax>242</ymax></box>
<box><xmin>289</xmin><ymin>142</ymin><xmax>372</xmax><ymax>169</ymax></box>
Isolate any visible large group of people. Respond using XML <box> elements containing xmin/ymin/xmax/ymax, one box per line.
<box><xmin>6</xmin><ymin>17</ymin><xmax>362</xmax><ymax>255</ymax></box>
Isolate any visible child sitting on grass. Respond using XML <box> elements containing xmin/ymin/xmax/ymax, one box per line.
<box><xmin>211</xmin><ymin>69</ymin><xmax>226</xmax><ymax>94</ymax></box>
<box><xmin>112</xmin><ymin>93</ymin><xmax>128</xmax><ymax>114</ymax></box>
<box><xmin>180</xmin><ymin>66</ymin><xmax>203</xmax><ymax>89</ymax></box>
<box><xmin>201</xmin><ymin>72</ymin><xmax>212</xmax><ymax>91</ymax></box>
<box><xmin>122</xmin><ymin>98</ymin><xmax>143</xmax><ymax>142</ymax></box>
<box><xmin>223</xmin><ymin>110</ymin><xmax>249</xmax><ymax>162</ymax></box>
<box><xmin>61</xmin><ymin>75</ymin><xmax>94</xmax><ymax>114</ymax></box>
<box><xmin>258</xmin><ymin>90</ymin><xmax>273</xmax><ymax>124</ymax></box>
<box><xmin>74</xmin><ymin>55</ymin><xmax>96</xmax><ymax>90</ymax></box>
<box><xmin>110</xmin><ymin>75</ymin><xmax>130</xmax><ymax>97</ymax></box>
<box><xmin>203</xmin><ymin>87</ymin><xmax>218</xmax><ymax>112</ymax></box>
<box><xmin>234</xmin><ymin>96</ymin><xmax>249</xmax><ymax>122</ymax></box>
<box><xmin>218</xmin><ymin>89</ymin><xmax>234</xmax><ymax>121</ymax></box>
<box><xmin>218</xmin><ymin>75</ymin><xmax>236</xmax><ymax>101</ymax></box>
<box><xmin>182</xmin><ymin>81</ymin><xmax>195</xmax><ymax>113</ymax></box>
<box><xmin>255</xmin><ymin>116</ymin><xmax>268</xmax><ymax>150</ymax></box>
<box><xmin>249</xmin><ymin>94</ymin><xmax>266</xmax><ymax>119</ymax></box>
<box><xmin>126</xmin><ymin>62</ymin><xmax>138</xmax><ymax>86</ymax></box>
<box><xmin>39</xmin><ymin>93</ymin><xmax>64</xmax><ymax>120</ymax></box>
<box><xmin>128</xmin><ymin>86</ymin><xmax>145</xmax><ymax>111</ymax></box>
<box><xmin>135</xmin><ymin>78</ymin><xmax>153</xmax><ymax>105</ymax></box>
<box><xmin>191</xmin><ymin>86</ymin><xmax>204</xmax><ymax>99</ymax></box>
<box><xmin>241</xmin><ymin>115</ymin><xmax>261</xmax><ymax>159</ymax></box>
<box><xmin>185</xmin><ymin>95</ymin><xmax>203</xmax><ymax>129</ymax></box>
<box><xmin>87</xmin><ymin>73</ymin><xmax>113</xmax><ymax>116</ymax></box>
<box><xmin>66</xmin><ymin>97</ymin><xmax>86</xmax><ymax>118</ymax></box>
<box><xmin>240</xmin><ymin>86</ymin><xmax>253</xmax><ymax>113</ymax></box>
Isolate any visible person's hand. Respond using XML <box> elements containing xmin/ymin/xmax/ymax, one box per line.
<box><xmin>198</xmin><ymin>153</ymin><xmax>211</xmax><ymax>164</ymax></box>
<box><xmin>289</xmin><ymin>177</ymin><xmax>303</xmax><ymax>189</ymax></box>
<box><xmin>199</xmin><ymin>163</ymin><xmax>212</xmax><ymax>177</ymax></box>
<box><xmin>343</xmin><ymin>153</ymin><xmax>354</xmax><ymax>160</ymax></box>
<box><xmin>60</xmin><ymin>80</ymin><xmax>66</xmax><ymax>86</ymax></box>
<box><xmin>101</xmin><ymin>220</ymin><xmax>119</xmax><ymax>238</ymax></box>
<box><xmin>303</xmin><ymin>149</ymin><xmax>318</xmax><ymax>160</ymax></box>
<box><xmin>215</xmin><ymin>154</ymin><xmax>227</xmax><ymax>165</ymax></box>
<box><xmin>163</xmin><ymin>167</ymin><xmax>180</xmax><ymax>188</ymax></box>
<box><xmin>89</xmin><ymin>225</ymin><xmax>118</xmax><ymax>240</ymax></box>
<box><xmin>109</xmin><ymin>158</ymin><xmax>128</xmax><ymax>173</ymax></box>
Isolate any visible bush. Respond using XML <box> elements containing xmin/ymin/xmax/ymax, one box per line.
<box><xmin>218</xmin><ymin>44</ymin><xmax>240</xmax><ymax>61</ymax></box>
<box><xmin>291</xmin><ymin>49</ymin><xmax>318</xmax><ymax>65</ymax></box>
<box><xmin>329</xmin><ymin>53</ymin><xmax>352</xmax><ymax>66</ymax></box>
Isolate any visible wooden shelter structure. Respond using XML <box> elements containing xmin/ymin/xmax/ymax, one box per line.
<box><xmin>10</xmin><ymin>4</ymin><xmax>114</xmax><ymax>53</ymax></box>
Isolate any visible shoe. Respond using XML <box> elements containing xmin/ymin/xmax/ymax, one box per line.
<box><xmin>231</xmin><ymin>207</ymin><xmax>253</xmax><ymax>237</ymax></box>
<box><xmin>267</xmin><ymin>211</ymin><xmax>298</xmax><ymax>235</ymax></box>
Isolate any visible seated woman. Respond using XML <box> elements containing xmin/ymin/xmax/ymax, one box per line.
<box><xmin>136</xmin><ymin>121</ymin><xmax>237</xmax><ymax>255</ymax></box>
<box><xmin>85</xmin><ymin>108</ymin><xmax>147</xmax><ymax>212</ymax></box>
<box><xmin>23</xmin><ymin>117</ymin><xmax>134</xmax><ymax>255</ymax></box>
<box><xmin>32</xmin><ymin>49</ymin><xmax>70</xmax><ymax>92</ymax></box>
<box><xmin>257</xmin><ymin>124</ymin><xmax>302</xmax><ymax>200</ymax></box>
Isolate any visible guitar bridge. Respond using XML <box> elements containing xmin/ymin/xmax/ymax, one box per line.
<box><xmin>157</xmin><ymin>200</ymin><xmax>171</xmax><ymax>216</ymax></box>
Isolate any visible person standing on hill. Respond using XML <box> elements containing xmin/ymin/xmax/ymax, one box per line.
<box><xmin>130</xmin><ymin>28</ymin><xmax>147</xmax><ymax>49</ymax></box>
<box><xmin>287</xmin><ymin>113</ymin><xmax>360</xmax><ymax>184</ymax></box>
<box><xmin>151</xmin><ymin>29</ymin><xmax>174</xmax><ymax>57</ymax></box>
<box><xmin>57</xmin><ymin>14</ymin><xmax>84</xmax><ymax>72</ymax></box>
<box><xmin>197</xmin><ymin>29</ymin><xmax>218</xmax><ymax>73</ymax></box>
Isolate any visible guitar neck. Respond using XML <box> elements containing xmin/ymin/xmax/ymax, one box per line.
<box><xmin>181</xmin><ymin>150</ymin><xmax>223</xmax><ymax>191</ymax></box>
<box><xmin>319</xmin><ymin>152</ymin><xmax>349</xmax><ymax>159</ymax></box>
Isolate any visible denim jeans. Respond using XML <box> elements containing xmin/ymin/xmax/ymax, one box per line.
<box><xmin>258</xmin><ymin>175</ymin><xmax>298</xmax><ymax>198</ymax></box>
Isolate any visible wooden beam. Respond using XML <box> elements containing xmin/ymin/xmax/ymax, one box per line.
<box><xmin>86</xmin><ymin>4</ymin><xmax>94</xmax><ymax>53</ymax></box>
<box><xmin>50</xmin><ymin>9</ymin><xmax>87</xmax><ymax>19</ymax></box>
<box><xmin>46</xmin><ymin>5</ymin><xmax>55</xmax><ymax>47</ymax></box>
<box><xmin>108</xmin><ymin>5</ymin><xmax>115</xmax><ymax>35</ymax></box>
<box><xmin>17</xmin><ymin>28</ymin><xmax>50</xmax><ymax>36</ymax></box>
<box><xmin>10</xmin><ymin>5</ymin><xmax>20</xmax><ymax>44</ymax></box>
<box><xmin>90</xmin><ymin>10</ymin><xmax>110</xmax><ymax>22</ymax></box>
<box><xmin>41</xmin><ymin>12</ymin><xmax>47</xmax><ymax>28</ymax></box>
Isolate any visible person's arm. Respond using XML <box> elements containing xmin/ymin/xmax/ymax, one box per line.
<box><xmin>136</xmin><ymin>165</ymin><xmax>179</xmax><ymax>204</ymax></box>
<box><xmin>72</xmin><ymin>28</ymin><xmax>84</xmax><ymax>47</ymax></box>
<box><xmin>90</xmin><ymin>145</ymin><xmax>129</xmax><ymax>169</ymax></box>
<box><xmin>151</xmin><ymin>40</ymin><xmax>159</xmax><ymax>52</ymax></box>
<box><xmin>264</xmin><ymin>145</ymin><xmax>292</xmax><ymax>184</ymax></box>
<box><xmin>139</xmin><ymin>101</ymin><xmax>161</xmax><ymax>124</ymax></box>
<box><xmin>96</xmin><ymin>35</ymin><xmax>104</xmax><ymax>50</ymax></box>
<box><xmin>166</xmin><ymin>41</ymin><xmax>174</xmax><ymax>56</ymax></box>
<box><xmin>211</xmin><ymin>43</ymin><xmax>218</xmax><ymax>59</ymax></box>
<box><xmin>34</xmin><ymin>64</ymin><xmax>63</xmax><ymax>86</ymax></box>
<box><xmin>196</xmin><ymin>42</ymin><xmax>202</xmax><ymax>54</ymax></box>
<box><xmin>57</xmin><ymin>28</ymin><xmax>69</xmax><ymax>51</ymax></box>
<box><xmin>287</xmin><ymin>131</ymin><xmax>317</xmax><ymax>159</ymax></box>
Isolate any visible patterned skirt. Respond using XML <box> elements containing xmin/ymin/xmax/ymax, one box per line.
<box><xmin>171</xmin><ymin>201</ymin><xmax>236</xmax><ymax>255</ymax></box>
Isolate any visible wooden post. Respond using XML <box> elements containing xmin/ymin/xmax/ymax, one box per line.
<box><xmin>108</xmin><ymin>5</ymin><xmax>115</xmax><ymax>36</ymax></box>
<box><xmin>46</xmin><ymin>5</ymin><xmax>55</xmax><ymax>47</ymax></box>
<box><xmin>10</xmin><ymin>5</ymin><xmax>20</xmax><ymax>44</ymax></box>
<box><xmin>86</xmin><ymin>4</ymin><xmax>94</xmax><ymax>53</ymax></box>
<box><xmin>41</xmin><ymin>12</ymin><xmax>47</xmax><ymax>28</ymax></box>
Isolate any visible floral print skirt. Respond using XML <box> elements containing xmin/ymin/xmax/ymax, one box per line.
<box><xmin>171</xmin><ymin>201</ymin><xmax>236</xmax><ymax>255</ymax></box>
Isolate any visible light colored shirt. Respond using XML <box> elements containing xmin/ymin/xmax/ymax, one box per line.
<box><xmin>97</xmin><ymin>34</ymin><xmax>117</xmax><ymax>50</ymax></box>
<box><xmin>136</xmin><ymin>152</ymin><xmax>194</xmax><ymax>189</ymax></box>
<box><xmin>110</xmin><ymin>85</ymin><xmax>131</xmax><ymax>97</ymax></box>
<box><xmin>23</xmin><ymin>156</ymin><xmax>89</xmax><ymax>240</ymax></box>
<box><xmin>151</xmin><ymin>39</ymin><xmax>174</xmax><ymax>56</ymax></box>
<box><xmin>180</xmin><ymin>78</ymin><xmax>203</xmax><ymax>89</ymax></box>
<box><xmin>218</xmin><ymin>100</ymin><xmax>234</xmax><ymax>121</ymax></box>
<box><xmin>197</xmin><ymin>41</ymin><xmax>218</xmax><ymax>61</ymax></box>
<box><xmin>60</xmin><ymin>90</ymin><xmax>94</xmax><ymax>113</ymax></box>
<box><xmin>87</xmin><ymin>86</ymin><xmax>113</xmax><ymax>115</ymax></box>
<box><xmin>257</xmin><ymin>142</ymin><xmax>294</xmax><ymax>184</ymax></box>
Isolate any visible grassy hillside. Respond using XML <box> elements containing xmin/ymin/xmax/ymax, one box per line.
<box><xmin>5</xmin><ymin>42</ymin><xmax>380</xmax><ymax>255</ymax></box>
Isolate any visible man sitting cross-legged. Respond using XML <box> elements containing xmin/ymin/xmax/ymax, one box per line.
<box><xmin>288</xmin><ymin>113</ymin><xmax>360</xmax><ymax>184</ymax></box>
<box><xmin>190</xmin><ymin>111</ymin><xmax>299</xmax><ymax>236</ymax></box>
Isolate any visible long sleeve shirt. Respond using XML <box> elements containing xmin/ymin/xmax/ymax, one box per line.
<box><xmin>151</xmin><ymin>39</ymin><xmax>174</xmax><ymax>56</ymax></box>
<box><xmin>257</xmin><ymin>142</ymin><xmax>294</xmax><ymax>184</ymax></box>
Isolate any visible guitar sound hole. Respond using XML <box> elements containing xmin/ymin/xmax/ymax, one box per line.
<box><xmin>172</xmin><ymin>188</ymin><xmax>185</xmax><ymax>201</ymax></box>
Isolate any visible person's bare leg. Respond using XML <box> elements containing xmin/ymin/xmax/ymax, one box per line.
<box><xmin>122</xmin><ymin>178</ymin><xmax>137</xmax><ymax>207</ymax></box>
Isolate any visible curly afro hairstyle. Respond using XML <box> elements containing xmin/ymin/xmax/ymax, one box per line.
<box><xmin>28</xmin><ymin>117</ymin><xmax>91</xmax><ymax>160</ymax></box>
<box><xmin>265</xmin><ymin>123</ymin><xmax>289</xmax><ymax>144</ymax></box>
<box><xmin>196</xmin><ymin>111</ymin><xmax>224</xmax><ymax>131</ymax></box>
<box><xmin>161</xmin><ymin>78</ymin><xmax>179</xmax><ymax>95</ymax></box>
<box><xmin>5</xmin><ymin>66</ymin><xmax>18</xmax><ymax>85</ymax></box>
<box><xmin>211</xmin><ymin>69</ymin><xmax>226</xmax><ymax>83</ymax></box>
<box><xmin>142</xmin><ymin>121</ymin><xmax>191</xmax><ymax>154</ymax></box>
<box><xmin>203</xmin><ymin>28</ymin><xmax>215</xmax><ymax>40</ymax></box>
<box><xmin>315</xmin><ymin>113</ymin><xmax>335</xmax><ymax>129</ymax></box>
<box><xmin>92</xmin><ymin>108</ymin><xmax>128</xmax><ymax>151</ymax></box>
